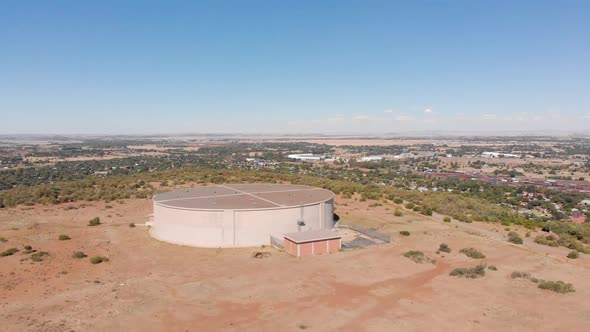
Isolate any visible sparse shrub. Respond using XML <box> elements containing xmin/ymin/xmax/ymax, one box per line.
<box><xmin>399</xmin><ymin>230</ymin><xmax>410</xmax><ymax>236</ymax></box>
<box><xmin>438</xmin><ymin>243</ymin><xmax>451</xmax><ymax>253</ymax></box>
<box><xmin>1</xmin><ymin>248</ymin><xmax>19</xmax><ymax>257</ymax></box>
<box><xmin>369</xmin><ymin>203</ymin><xmax>383</xmax><ymax>208</ymax></box>
<box><xmin>90</xmin><ymin>256</ymin><xmax>109</xmax><ymax>264</ymax></box>
<box><xmin>422</xmin><ymin>207</ymin><xmax>433</xmax><ymax>216</ymax></box>
<box><xmin>394</xmin><ymin>198</ymin><xmax>403</xmax><ymax>204</ymax></box>
<box><xmin>88</xmin><ymin>217</ymin><xmax>101</xmax><ymax>226</ymax></box>
<box><xmin>0</xmin><ymin>237</ymin><xmax>7</xmax><ymax>242</ymax></box>
<box><xmin>23</xmin><ymin>245</ymin><xmax>33</xmax><ymax>253</ymax></box>
<box><xmin>538</xmin><ymin>280</ymin><xmax>575</xmax><ymax>294</ymax></box>
<box><xmin>459</xmin><ymin>247</ymin><xmax>485</xmax><ymax>259</ymax></box>
<box><xmin>534</xmin><ymin>235</ymin><xmax>558</xmax><ymax>247</ymax></box>
<box><xmin>72</xmin><ymin>251</ymin><xmax>87</xmax><ymax>258</ymax></box>
<box><xmin>507</xmin><ymin>231</ymin><xmax>523</xmax><ymax>245</ymax></box>
<box><xmin>511</xmin><ymin>271</ymin><xmax>531</xmax><ymax>279</ymax></box>
<box><xmin>58</xmin><ymin>234</ymin><xmax>71</xmax><ymax>241</ymax></box>
<box><xmin>31</xmin><ymin>251</ymin><xmax>49</xmax><ymax>262</ymax></box>
<box><xmin>449</xmin><ymin>263</ymin><xmax>486</xmax><ymax>278</ymax></box>
<box><xmin>530</xmin><ymin>277</ymin><xmax>539</xmax><ymax>283</ymax></box>
<box><xmin>567</xmin><ymin>251</ymin><xmax>579</xmax><ymax>259</ymax></box>
<box><xmin>403</xmin><ymin>251</ymin><xmax>436</xmax><ymax>264</ymax></box>
<box><xmin>405</xmin><ymin>203</ymin><xmax>415</xmax><ymax>209</ymax></box>
<box><xmin>413</xmin><ymin>206</ymin><xmax>421</xmax><ymax>212</ymax></box>
<box><xmin>443</xmin><ymin>216</ymin><xmax>451</xmax><ymax>223</ymax></box>
<box><xmin>105</xmin><ymin>205</ymin><xmax>113</xmax><ymax>209</ymax></box>
<box><xmin>525</xmin><ymin>232</ymin><xmax>531</xmax><ymax>238</ymax></box>
<box><xmin>488</xmin><ymin>265</ymin><xmax>497</xmax><ymax>271</ymax></box>
<box><xmin>394</xmin><ymin>209</ymin><xmax>403</xmax><ymax>217</ymax></box>
<box><xmin>129</xmin><ymin>223</ymin><xmax>136</xmax><ymax>228</ymax></box>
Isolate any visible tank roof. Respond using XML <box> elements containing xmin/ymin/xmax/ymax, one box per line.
<box><xmin>153</xmin><ymin>184</ymin><xmax>334</xmax><ymax>210</ymax></box>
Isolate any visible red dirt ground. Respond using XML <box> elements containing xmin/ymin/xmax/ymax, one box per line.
<box><xmin>1</xmin><ymin>197</ymin><xmax>589</xmax><ymax>331</ymax></box>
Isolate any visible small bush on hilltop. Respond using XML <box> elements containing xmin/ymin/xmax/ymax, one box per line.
<box><xmin>72</xmin><ymin>251</ymin><xmax>87</xmax><ymax>258</ymax></box>
<box><xmin>31</xmin><ymin>251</ymin><xmax>49</xmax><ymax>262</ymax></box>
<box><xmin>507</xmin><ymin>231</ymin><xmax>523</xmax><ymax>245</ymax></box>
<box><xmin>90</xmin><ymin>256</ymin><xmax>109</xmax><ymax>264</ymax></box>
<box><xmin>511</xmin><ymin>271</ymin><xmax>531</xmax><ymax>279</ymax></box>
<box><xmin>443</xmin><ymin>216</ymin><xmax>451</xmax><ymax>223</ymax></box>
<box><xmin>459</xmin><ymin>248</ymin><xmax>486</xmax><ymax>259</ymax></box>
<box><xmin>567</xmin><ymin>251</ymin><xmax>579</xmax><ymax>259</ymax></box>
<box><xmin>449</xmin><ymin>263</ymin><xmax>486</xmax><ymax>278</ymax></box>
<box><xmin>538</xmin><ymin>280</ymin><xmax>575</xmax><ymax>294</ymax></box>
<box><xmin>438</xmin><ymin>243</ymin><xmax>451</xmax><ymax>253</ymax></box>
<box><xmin>399</xmin><ymin>230</ymin><xmax>410</xmax><ymax>236</ymax></box>
<box><xmin>58</xmin><ymin>234</ymin><xmax>71</xmax><ymax>240</ymax></box>
<box><xmin>394</xmin><ymin>209</ymin><xmax>403</xmax><ymax>217</ymax></box>
<box><xmin>88</xmin><ymin>217</ymin><xmax>101</xmax><ymax>226</ymax></box>
<box><xmin>534</xmin><ymin>235</ymin><xmax>558</xmax><ymax>247</ymax></box>
<box><xmin>1</xmin><ymin>248</ymin><xmax>19</xmax><ymax>257</ymax></box>
<box><xmin>403</xmin><ymin>251</ymin><xmax>436</xmax><ymax>264</ymax></box>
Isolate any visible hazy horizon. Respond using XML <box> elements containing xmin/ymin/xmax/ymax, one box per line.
<box><xmin>1</xmin><ymin>1</ymin><xmax>588</xmax><ymax>134</ymax></box>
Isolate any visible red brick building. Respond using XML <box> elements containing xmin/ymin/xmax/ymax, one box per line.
<box><xmin>284</xmin><ymin>229</ymin><xmax>341</xmax><ymax>257</ymax></box>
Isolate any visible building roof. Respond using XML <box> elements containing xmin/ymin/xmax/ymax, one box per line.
<box><xmin>153</xmin><ymin>184</ymin><xmax>334</xmax><ymax>210</ymax></box>
<box><xmin>284</xmin><ymin>229</ymin><xmax>341</xmax><ymax>244</ymax></box>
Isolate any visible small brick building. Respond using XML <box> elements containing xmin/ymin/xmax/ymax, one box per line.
<box><xmin>284</xmin><ymin>229</ymin><xmax>341</xmax><ymax>257</ymax></box>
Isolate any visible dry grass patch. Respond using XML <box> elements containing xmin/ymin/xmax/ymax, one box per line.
<box><xmin>403</xmin><ymin>251</ymin><xmax>436</xmax><ymax>264</ymax></box>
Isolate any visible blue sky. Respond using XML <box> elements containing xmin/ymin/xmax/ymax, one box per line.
<box><xmin>1</xmin><ymin>1</ymin><xmax>589</xmax><ymax>134</ymax></box>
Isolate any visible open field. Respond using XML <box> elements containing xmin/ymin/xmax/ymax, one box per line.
<box><xmin>1</xmin><ymin>195</ymin><xmax>589</xmax><ymax>331</ymax></box>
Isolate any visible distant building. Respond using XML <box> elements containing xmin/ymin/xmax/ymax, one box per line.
<box><xmin>481</xmin><ymin>152</ymin><xmax>520</xmax><ymax>158</ymax></box>
<box><xmin>287</xmin><ymin>153</ymin><xmax>326</xmax><ymax>161</ymax></box>
<box><xmin>360</xmin><ymin>155</ymin><xmax>385</xmax><ymax>162</ymax></box>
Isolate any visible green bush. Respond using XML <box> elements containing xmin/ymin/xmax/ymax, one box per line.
<box><xmin>90</xmin><ymin>256</ymin><xmax>109</xmax><ymax>264</ymax></box>
<box><xmin>538</xmin><ymin>280</ymin><xmax>575</xmax><ymax>294</ymax></box>
<box><xmin>405</xmin><ymin>203</ymin><xmax>415</xmax><ymax>209</ymax></box>
<box><xmin>567</xmin><ymin>251</ymin><xmax>579</xmax><ymax>259</ymax></box>
<box><xmin>58</xmin><ymin>234</ymin><xmax>71</xmax><ymax>240</ymax></box>
<box><xmin>394</xmin><ymin>198</ymin><xmax>403</xmax><ymax>204</ymax></box>
<box><xmin>399</xmin><ymin>230</ymin><xmax>410</xmax><ymax>236</ymax></box>
<box><xmin>449</xmin><ymin>263</ymin><xmax>486</xmax><ymax>278</ymax></box>
<box><xmin>1</xmin><ymin>248</ymin><xmax>19</xmax><ymax>257</ymax></box>
<box><xmin>88</xmin><ymin>217</ymin><xmax>101</xmax><ymax>226</ymax></box>
<box><xmin>23</xmin><ymin>245</ymin><xmax>33</xmax><ymax>253</ymax></box>
<box><xmin>507</xmin><ymin>231</ymin><xmax>523</xmax><ymax>245</ymax></box>
<box><xmin>422</xmin><ymin>207</ymin><xmax>433</xmax><ymax>216</ymax></box>
<box><xmin>72</xmin><ymin>251</ymin><xmax>87</xmax><ymax>258</ymax></box>
<box><xmin>438</xmin><ymin>243</ymin><xmax>451</xmax><ymax>253</ymax></box>
<box><xmin>459</xmin><ymin>247</ymin><xmax>486</xmax><ymax>259</ymax></box>
<box><xmin>443</xmin><ymin>216</ymin><xmax>451</xmax><ymax>223</ymax></box>
<box><xmin>488</xmin><ymin>265</ymin><xmax>497</xmax><ymax>271</ymax></box>
<box><xmin>394</xmin><ymin>209</ymin><xmax>403</xmax><ymax>217</ymax></box>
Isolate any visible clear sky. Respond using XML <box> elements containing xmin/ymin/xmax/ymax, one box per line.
<box><xmin>1</xmin><ymin>1</ymin><xmax>589</xmax><ymax>134</ymax></box>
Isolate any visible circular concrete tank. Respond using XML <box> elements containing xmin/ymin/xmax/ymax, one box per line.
<box><xmin>151</xmin><ymin>184</ymin><xmax>335</xmax><ymax>247</ymax></box>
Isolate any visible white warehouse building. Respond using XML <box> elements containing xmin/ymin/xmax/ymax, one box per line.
<box><xmin>150</xmin><ymin>184</ymin><xmax>335</xmax><ymax>248</ymax></box>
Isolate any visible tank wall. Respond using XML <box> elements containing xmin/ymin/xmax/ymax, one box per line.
<box><xmin>151</xmin><ymin>204</ymin><xmax>228</xmax><ymax>247</ymax></box>
<box><xmin>152</xmin><ymin>199</ymin><xmax>335</xmax><ymax>247</ymax></box>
